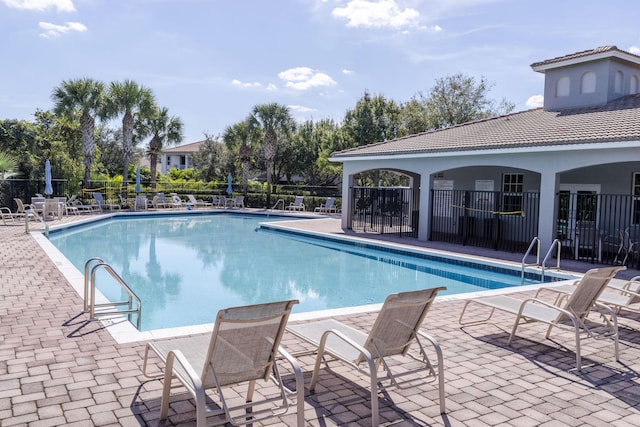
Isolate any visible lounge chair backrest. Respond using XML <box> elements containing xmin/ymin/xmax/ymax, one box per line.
<box><xmin>359</xmin><ymin>287</ymin><xmax>445</xmax><ymax>363</ymax></box>
<box><xmin>92</xmin><ymin>192</ymin><xmax>105</xmax><ymax>206</ymax></box>
<box><xmin>325</xmin><ymin>197</ymin><xmax>334</xmax><ymax>208</ymax></box>
<box><xmin>187</xmin><ymin>194</ymin><xmax>197</xmax><ymax>204</ymax></box>
<box><xmin>293</xmin><ymin>196</ymin><xmax>303</xmax><ymax>206</ymax></box>
<box><xmin>202</xmin><ymin>299</ymin><xmax>298</xmax><ymax>387</ymax></box>
<box><xmin>158</xmin><ymin>193</ymin><xmax>168</xmax><ymax>203</ymax></box>
<box><xmin>561</xmin><ymin>266</ymin><xmax>625</xmax><ymax>321</ymax></box>
<box><xmin>14</xmin><ymin>198</ymin><xmax>27</xmax><ymax>213</ymax></box>
<box><xmin>171</xmin><ymin>195</ymin><xmax>182</xmax><ymax>204</ymax></box>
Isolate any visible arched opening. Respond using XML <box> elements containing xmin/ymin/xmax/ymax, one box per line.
<box><xmin>580</xmin><ymin>71</ymin><xmax>596</xmax><ymax>93</ymax></box>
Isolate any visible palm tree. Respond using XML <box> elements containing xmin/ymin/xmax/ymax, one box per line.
<box><xmin>0</xmin><ymin>151</ymin><xmax>19</xmax><ymax>179</ymax></box>
<box><xmin>222</xmin><ymin>120</ymin><xmax>252</xmax><ymax>197</ymax></box>
<box><xmin>249</xmin><ymin>103</ymin><xmax>295</xmax><ymax>206</ymax></box>
<box><xmin>51</xmin><ymin>78</ymin><xmax>105</xmax><ymax>189</ymax></box>
<box><xmin>106</xmin><ymin>80</ymin><xmax>155</xmax><ymax>196</ymax></box>
<box><xmin>137</xmin><ymin>106</ymin><xmax>184</xmax><ymax>192</ymax></box>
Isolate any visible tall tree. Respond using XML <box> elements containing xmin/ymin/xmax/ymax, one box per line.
<box><xmin>342</xmin><ymin>90</ymin><xmax>402</xmax><ymax>147</ymax></box>
<box><xmin>51</xmin><ymin>78</ymin><xmax>105</xmax><ymax>188</ymax></box>
<box><xmin>222</xmin><ymin>120</ymin><xmax>253</xmax><ymax>196</ymax></box>
<box><xmin>419</xmin><ymin>73</ymin><xmax>515</xmax><ymax>129</ymax></box>
<box><xmin>248</xmin><ymin>103</ymin><xmax>295</xmax><ymax>206</ymax></box>
<box><xmin>136</xmin><ymin>106</ymin><xmax>184</xmax><ymax>192</ymax></box>
<box><xmin>106</xmin><ymin>80</ymin><xmax>155</xmax><ymax>196</ymax></box>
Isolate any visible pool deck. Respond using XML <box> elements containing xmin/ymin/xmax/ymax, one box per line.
<box><xmin>2</xmin><ymin>211</ymin><xmax>640</xmax><ymax>426</ymax></box>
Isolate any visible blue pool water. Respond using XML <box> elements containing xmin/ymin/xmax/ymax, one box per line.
<box><xmin>48</xmin><ymin>213</ymin><xmax>562</xmax><ymax>331</ymax></box>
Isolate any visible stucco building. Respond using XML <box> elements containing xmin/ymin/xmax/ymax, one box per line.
<box><xmin>330</xmin><ymin>46</ymin><xmax>640</xmax><ymax>267</ymax></box>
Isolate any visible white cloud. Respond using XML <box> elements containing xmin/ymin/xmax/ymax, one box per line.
<box><xmin>2</xmin><ymin>0</ymin><xmax>75</xmax><ymax>12</ymax></box>
<box><xmin>231</xmin><ymin>79</ymin><xmax>262</xmax><ymax>88</ymax></box>
<box><xmin>332</xmin><ymin>0</ymin><xmax>419</xmax><ymax>29</ymax></box>
<box><xmin>526</xmin><ymin>94</ymin><xmax>544</xmax><ymax>109</ymax></box>
<box><xmin>630</xmin><ymin>45</ymin><xmax>640</xmax><ymax>56</ymax></box>
<box><xmin>266</xmin><ymin>83</ymin><xmax>278</xmax><ymax>91</ymax></box>
<box><xmin>289</xmin><ymin>105</ymin><xmax>315</xmax><ymax>113</ymax></box>
<box><xmin>38</xmin><ymin>21</ymin><xmax>86</xmax><ymax>38</ymax></box>
<box><xmin>342</xmin><ymin>69</ymin><xmax>354</xmax><ymax>75</ymax></box>
<box><xmin>278</xmin><ymin>67</ymin><xmax>337</xmax><ymax>90</ymax></box>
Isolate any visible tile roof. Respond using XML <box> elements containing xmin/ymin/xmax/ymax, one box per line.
<box><xmin>530</xmin><ymin>46</ymin><xmax>640</xmax><ymax>71</ymax></box>
<box><xmin>162</xmin><ymin>140</ymin><xmax>206</xmax><ymax>153</ymax></box>
<box><xmin>331</xmin><ymin>94</ymin><xmax>640</xmax><ymax>159</ymax></box>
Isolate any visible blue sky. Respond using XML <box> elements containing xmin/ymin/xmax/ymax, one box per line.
<box><xmin>2</xmin><ymin>0</ymin><xmax>640</xmax><ymax>145</ymax></box>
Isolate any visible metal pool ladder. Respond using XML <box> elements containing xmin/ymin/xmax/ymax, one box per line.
<box><xmin>83</xmin><ymin>257</ymin><xmax>142</xmax><ymax>330</ymax></box>
<box><xmin>521</xmin><ymin>237</ymin><xmax>541</xmax><ymax>284</ymax></box>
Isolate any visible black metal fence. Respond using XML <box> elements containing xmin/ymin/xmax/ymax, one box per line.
<box><xmin>428</xmin><ymin>190</ymin><xmax>640</xmax><ymax>268</ymax></box>
<box><xmin>350</xmin><ymin>186</ymin><xmax>418</xmax><ymax>237</ymax></box>
<box><xmin>560</xmin><ymin>192</ymin><xmax>640</xmax><ymax>268</ymax></box>
<box><xmin>429</xmin><ymin>190</ymin><xmax>540</xmax><ymax>253</ymax></box>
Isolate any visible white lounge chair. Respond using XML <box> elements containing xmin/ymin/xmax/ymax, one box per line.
<box><xmin>13</xmin><ymin>198</ymin><xmax>39</xmax><ymax>221</ymax></box>
<box><xmin>285</xmin><ymin>196</ymin><xmax>305</xmax><ymax>211</ymax></box>
<box><xmin>170</xmin><ymin>194</ymin><xmax>184</xmax><ymax>208</ymax></box>
<box><xmin>536</xmin><ymin>273</ymin><xmax>640</xmax><ymax>316</ymax></box>
<box><xmin>153</xmin><ymin>193</ymin><xmax>175</xmax><ymax>209</ymax></box>
<box><xmin>92</xmin><ymin>192</ymin><xmax>120</xmax><ymax>211</ymax></box>
<box><xmin>1</xmin><ymin>207</ymin><xmax>21</xmax><ymax>225</ymax></box>
<box><xmin>287</xmin><ymin>287</ymin><xmax>446</xmax><ymax>426</ymax></box>
<box><xmin>187</xmin><ymin>194</ymin><xmax>212</xmax><ymax>208</ymax></box>
<box><xmin>314</xmin><ymin>197</ymin><xmax>336</xmax><ymax>214</ymax></box>
<box><xmin>142</xmin><ymin>300</ymin><xmax>304</xmax><ymax>427</ymax></box>
<box><xmin>459</xmin><ymin>266</ymin><xmax>626</xmax><ymax>370</ymax></box>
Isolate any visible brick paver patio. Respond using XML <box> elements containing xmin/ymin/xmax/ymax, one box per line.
<box><xmin>1</xmin><ymin>213</ymin><xmax>639</xmax><ymax>426</ymax></box>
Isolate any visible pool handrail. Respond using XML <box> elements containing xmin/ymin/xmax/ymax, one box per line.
<box><xmin>541</xmin><ymin>239</ymin><xmax>561</xmax><ymax>279</ymax></box>
<box><xmin>83</xmin><ymin>258</ymin><xmax>142</xmax><ymax>330</ymax></box>
<box><xmin>521</xmin><ymin>237</ymin><xmax>541</xmax><ymax>284</ymax></box>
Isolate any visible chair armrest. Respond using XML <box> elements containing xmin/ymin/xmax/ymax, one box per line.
<box><xmin>165</xmin><ymin>349</ymin><xmax>204</xmax><ymax>393</ymax></box>
<box><xmin>517</xmin><ymin>297</ymin><xmax>577</xmax><ymax>321</ymax></box>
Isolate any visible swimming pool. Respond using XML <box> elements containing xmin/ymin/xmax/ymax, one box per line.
<box><xmin>47</xmin><ymin>213</ymin><xmax>570</xmax><ymax>331</ymax></box>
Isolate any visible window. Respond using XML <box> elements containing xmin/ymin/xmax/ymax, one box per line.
<box><xmin>633</xmin><ymin>173</ymin><xmax>640</xmax><ymax>224</ymax></box>
<box><xmin>502</xmin><ymin>173</ymin><xmax>523</xmax><ymax>212</ymax></box>
<box><xmin>556</xmin><ymin>76</ymin><xmax>570</xmax><ymax>97</ymax></box>
<box><xmin>580</xmin><ymin>71</ymin><xmax>596</xmax><ymax>93</ymax></box>
<box><xmin>631</xmin><ymin>75</ymin><xmax>639</xmax><ymax>94</ymax></box>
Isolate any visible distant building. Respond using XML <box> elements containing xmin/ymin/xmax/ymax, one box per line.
<box><xmin>160</xmin><ymin>140</ymin><xmax>206</xmax><ymax>174</ymax></box>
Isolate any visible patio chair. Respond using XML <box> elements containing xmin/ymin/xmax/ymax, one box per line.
<box><xmin>170</xmin><ymin>194</ymin><xmax>185</xmax><ymax>208</ymax></box>
<box><xmin>229</xmin><ymin>195</ymin><xmax>244</xmax><ymax>209</ymax></box>
<box><xmin>67</xmin><ymin>196</ymin><xmax>99</xmax><ymax>213</ymax></box>
<box><xmin>211</xmin><ymin>195</ymin><xmax>223</xmax><ymax>207</ymax></box>
<box><xmin>459</xmin><ymin>266</ymin><xmax>626</xmax><ymax>370</ymax></box>
<box><xmin>285</xmin><ymin>196</ymin><xmax>305</xmax><ymax>211</ymax></box>
<box><xmin>43</xmin><ymin>198</ymin><xmax>62</xmax><ymax>220</ymax></box>
<box><xmin>134</xmin><ymin>195</ymin><xmax>148</xmax><ymax>211</ymax></box>
<box><xmin>142</xmin><ymin>299</ymin><xmax>304</xmax><ymax>427</ymax></box>
<box><xmin>314</xmin><ymin>197</ymin><xmax>336</xmax><ymax>214</ymax></box>
<box><xmin>287</xmin><ymin>287</ymin><xmax>446</xmax><ymax>426</ymax></box>
<box><xmin>1</xmin><ymin>207</ymin><xmax>19</xmax><ymax>225</ymax></box>
<box><xmin>153</xmin><ymin>193</ymin><xmax>174</xmax><ymax>209</ymax></box>
<box><xmin>187</xmin><ymin>194</ymin><xmax>212</xmax><ymax>208</ymax></box>
<box><xmin>13</xmin><ymin>198</ymin><xmax>38</xmax><ymax>221</ymax></box>
<box><xmin>92</xmin><ymin>192</ymin><xmax>120</xmax><ymax>211</ymax></box>
<box><xmin>535</xmin><ymin>272</ymin><xmax>640</xmax><ymax>316</ymax></box>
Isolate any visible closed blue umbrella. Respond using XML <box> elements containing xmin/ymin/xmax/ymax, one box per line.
<box><xmin>44</xmin><ymin>160</ymin><xmax>53</xmax><ymax>196</ymax></box>
<box><xmin>226</xmin><ymin>173</ymin><xmax>233</xmax><ymax>195</ymax></box>
<box><xmin>135</xmin><ymin>167</ymin><xmax>141</xmax><ymax>194</ymax></box>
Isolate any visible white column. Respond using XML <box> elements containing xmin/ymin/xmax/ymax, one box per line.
<box><xmin>538</xmin><ymin>171</ymin><xmax>559</xmax><ymax>251</ymax></box>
